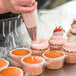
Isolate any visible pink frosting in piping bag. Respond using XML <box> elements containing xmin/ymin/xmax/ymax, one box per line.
<box><xmin>22</xmin><ymin>10</ymin><xmax>37</xmax><ymax>28</ymax></box>
<box><xmin>22</xmin><ymin>1</ymin><xmax>37</xmax><ymax>41</ymax></box>
<box><xmin>22</xmin><ymin>0</ymin><xmax>37</xmax><ymax>28</ymax></box>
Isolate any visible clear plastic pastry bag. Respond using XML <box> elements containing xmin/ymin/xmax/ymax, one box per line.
<box><xmin>0</xmin><ymin>13</ymin><xmax>27</xmax><ymax>59</ymax></box>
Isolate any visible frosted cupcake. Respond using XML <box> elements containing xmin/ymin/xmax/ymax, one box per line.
<box><xmin>53</xmin><ymin>26</ymin><xmax>65</xmax><ymax>36</ymax></box>
<box><xmin>42</xmin><ymin>51</ymin><xmax>65</xmax><ymax>70</ymax></box>
<box><xmin>30</xmin><ymin>38</ymin><xmax>50</xmax><ymax>56</ymax></box>
<box><xmin>63</xmin><ymin>42</ymin><xmax>76</xmax><ymax>64</ymax></box>
<box><xmin>49</xmin><ymin>36</ymin><xmax>67</xmax><ymax>50</ymax></box>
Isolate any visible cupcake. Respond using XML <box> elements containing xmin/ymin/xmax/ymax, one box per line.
<box><xmin>53</xmin><ymin>26</ymin><xmax>65</xmax><ymax>36</ymax></box>
<box><xmin>42</xmin><ymin>51</ymin><xmax>65</xmax><ymax>70</ymax></box>
<box><xmin>10</xmin><ymin>48</ymin><xmax>31</xmax><ymax>67</ymax></box>
<box><xmin>63</xmin><ymin>42</ymin><xmax>76</xmax><ymax>64</ymax></box>
<box><xmin>67</xmin><ymin>20</ymin><xmax>76</xmax><ymax>38</ymax></box>
<box><xmin>0</xmin><ymin>59</ymin><xmax>9</xmax><ymax>71</ymax></box>
<box><xmin>30</xmin><ymin>38</ymin><xmax>50</xmax><ymax>56</ymax></box>
<box><xmin>49</xmin><ymin>36</ymin><xmax>67</xmax><ymax>50</ymax></box>
<box><xmin>0</xmin><ymin>67</ymin><xmax>23</xmax><ymax>76</ymax></box>
<box><xmin>21</xmin><ymin>56</ymin><xmax>45</xmax><ymax>76</ymax></box>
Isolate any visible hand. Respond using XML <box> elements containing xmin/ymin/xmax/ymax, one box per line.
<box><xmin>0</xmin><ymin>0</ymin><xmax>37</xmax><ymax>14</ymax></box>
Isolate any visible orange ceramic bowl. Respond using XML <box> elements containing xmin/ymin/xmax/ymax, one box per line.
<box><xmin>0</xmin><ymin>67</ymin><xmax>23</xmax><ymax>76</ymax></box>
<box><xmin>10</xmin><ymin>48</ymin><xmax>31</xmax><ymax>67</ymax></box>
<box><xmin>0</xmin><ymin>59</ymin><xmax>9</xmax><ymax>71</ymax></box>
<box><xmin>42</xmin><ymin>51</ymin><xmax>65</xmax><ymax>70</ymax></box>
<box><xmin>21</xmin><ymin>56</ymin><xmax>45</xmax><ymax>76</ymax></box>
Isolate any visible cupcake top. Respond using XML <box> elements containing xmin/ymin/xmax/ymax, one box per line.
<box><xmin>49</xmin><ymin>36</ymin><xmax>67</xmax><ymax>45</ymax></box>
<box><xmin>43</xmin><ymin>51</ymin><xmax>64</xmax><ymax>58</ymax></box>
<box><xmin>22</xmin><ymin>56</ymin><xmax>44</xmax><ymax>64</ymax></box>
<box><xmin>63</xmin><ymin>42</ymin><xmax>76</xmax><ymax>52</ymax></box>
<box><xmin>31</xmin><ymin>38</ymin><xmax>49</xmax><ymax>49</ymax></box>
<box><xmin>0</xmin><ymin>67</ymin><xmax>23</xmax><ymax>76</ymax></box>
<box><xmin>11</xmin><ymin>48</ymin><xmax>30</xmax><ymax>56</ymax></box>
<box><xmin>53</xmin><ymin>26</ymin><xmax>64</xmax><ymax>36</ymax></box>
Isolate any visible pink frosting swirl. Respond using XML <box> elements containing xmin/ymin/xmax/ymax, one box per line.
<box><xmin>63</xmin><ymin>42</ymin><xmax>76</xmax><ymax>52</ymax></box>
<box><xmin>49</xmin><ymin>36</ymin><xmax>67</xmax><ymax>45</ymax></box>
<box><xmin>31</xmin><ymin>38</ymin><xmax>49</xmax><ymax>49</ymax></box>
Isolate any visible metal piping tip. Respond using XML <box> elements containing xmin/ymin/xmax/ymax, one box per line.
<box><xmin>26</xmin><ymin>26</ymin><xmax>37</xmax><ymax>41</ymax></box>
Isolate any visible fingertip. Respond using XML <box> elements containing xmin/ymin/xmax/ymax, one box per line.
<box><xmin>30</xmin><ymin>1</ymin><xmax>37</xmax><ymax>11</ymax></box>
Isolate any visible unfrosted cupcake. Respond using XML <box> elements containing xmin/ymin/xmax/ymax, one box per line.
<box><xmin>0</xmin><ymin>67</ymin><xmax>23</xmax><ymax>76</ymax></box>
<box><xmin>10</xmin><ymin>48</ymin><xmax>31</xmax><ymax>67</ymax></box>
<box><xmin>53</xmin><ymin>26</ymin><xmax>65</xmax><ymax>36</ymax></box>
<box><xmin>49</xmin><ymin>36</ymin><xmax>67</xmax><ymax>50</ymax></box>
<box><xmin>30</xmin><ymin>38</ymin><xmax>50</xmax><ymax>56</ymax></box>
<box><xmin>21</xmin><ymin>56</ymin><xmax>45</xmax><ymax>76</ymax></box>
<box><xmin>42</xmin><ymin>51</ymin><xmax>65</xmax><ymax>70</ymax></box>
<box><xmin>63</xmin><ymin>42</ymin><xmax>76</xmax><ymax>64</ymax></box>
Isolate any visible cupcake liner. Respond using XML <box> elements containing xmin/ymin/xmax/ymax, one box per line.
<box><xmin>46</xmin><ymin>58</ymin><xmax>64</xmax><ymax>70</ymax></box>
<box><xmin>64</xmin><ymin>51</ymin><xmax>76</xmax><ymax>64</ymax></box>
<box><xmin>50</xmin><ymin>44</ymin><xmax>63</xmax><ymax>51</ymax></box>
<box><xmin>31</xmin><ymin>47</ymin><xmax>50</xmax><ymax>56</ymax></box>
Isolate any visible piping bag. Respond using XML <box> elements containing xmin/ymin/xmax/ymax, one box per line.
<box><xmin>22</xmin><ymin>1</ymin><xmax>37</xmax><ymax>41</ymax></box>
